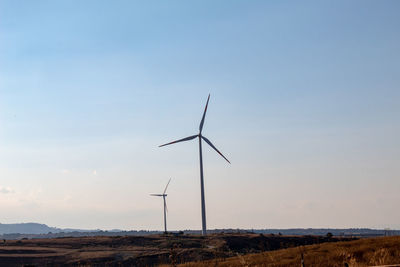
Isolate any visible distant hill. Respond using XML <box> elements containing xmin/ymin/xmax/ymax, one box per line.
<box><xmin>0</xmin><ymin>223</ymin><xmax>61</xmax><ymax>235</ymax></box>
<box><xmin>0</xmin><ymin>223</ymin><xmax>100</xmax><ymax>235</ymax></box>
<box><xmin>184</xmin><ymin>228</ymin><xmax>399</xmax><ymax>237</ymax></box>
<box><xmin>0</xmin><ymin>223</ymin><xmax>398</xmax><ymax>239</ymax></box>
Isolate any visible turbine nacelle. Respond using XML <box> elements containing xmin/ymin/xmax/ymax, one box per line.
<box><xmin>159</xmin><ymin>95</ymin><xmax>230</xmax><ymax>164</ymax></box>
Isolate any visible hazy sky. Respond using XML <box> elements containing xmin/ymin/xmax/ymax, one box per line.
<box><xmin>0</xmin><ymin>1</ymin><xmax>399</xmax><ymax>230</ymax></box>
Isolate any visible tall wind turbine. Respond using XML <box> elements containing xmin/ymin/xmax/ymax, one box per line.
<box><xmin>150</xmin><ymin>178</ymin><xmax>171</xmax><ymax>233</ymax></box>
<box><xmin>159</xmin><ymin>94</ymin><xmax>230</xmax><ymax>235</ymax></box>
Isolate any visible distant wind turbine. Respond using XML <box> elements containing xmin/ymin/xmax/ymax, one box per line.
<box><xmin>159</xmin><ymin>94</ymin><xmax>230</xmax><ymax>235</ymax></box>
<box><xmin>150</xmin><ymin>178</ymin><xmax>171</xmax><ymax>233</ymax></box>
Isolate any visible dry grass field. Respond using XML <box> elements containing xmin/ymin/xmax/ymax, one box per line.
<box><xmin>0</xmin><ymin>233</ymin><xmax>353</xmax><ymax>266</ymax></box>
<box><xmin>176</xmin><ymin>236</ymin><xmax>400</xmax><ymax>267</ymax></box>
<box><xmin>0</xmin><ymin>234</ymin><xmax>398</xmax><ymax>266</ymax></box>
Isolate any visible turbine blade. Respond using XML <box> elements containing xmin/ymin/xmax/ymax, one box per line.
<box><xmin>199</xmin><ymin>94</ymin><xmax>210</xmax><ymax>133</ymax></box>
<box><xmin>165</xmin><ymin>201</ymin><xmax>168</xmax><ymax>213</ymax></box>
<box><xmin>159</xmin><ymin>135</ymin><xmax>198</xmax><ymax>147</ymax></box>
<box><xmin>201</xmin><ymin>136</ymin><xmax>231</xmax><ymax>164</ymax></box>
<box><xmin>150</xmin><ymin>194</ymin><xmax>163</xmax><ymax>197</ymax></box>
<box><xmin>163</xmin><ymin>178</ymin><xmax>171</xmax><ymax>194</ymax></box>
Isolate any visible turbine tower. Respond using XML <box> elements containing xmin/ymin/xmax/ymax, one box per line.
<box><xmin>150</xmin><ymin>178</ymin><xmax>171</xmax><ymax>233</ymax></box>
<box><xmin>159</xmin><ymin>94</ymin><xmax>230</xmax><ymax>235</ymax></box>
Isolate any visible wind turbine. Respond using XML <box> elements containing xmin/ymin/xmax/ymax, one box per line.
<box><xmin>150</xmin><ymin>178</ymin><xmax>171</xmax><ymax>233</ymax></box>
<box><xmin>159</xmin><ymin>94</ymin><xmax>230</xmax><ymax>235</ymax></box>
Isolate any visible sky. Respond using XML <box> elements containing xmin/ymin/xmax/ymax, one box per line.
<box><xmin>0</xmin><ymin>1</ymin><xmax>399</xmax><ymax>231</ymax></box>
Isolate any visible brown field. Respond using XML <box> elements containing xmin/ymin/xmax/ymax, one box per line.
<box><xmin>176</xmin><ymin>236</ymin><xmax>400</xmax><ymax>267</ymax></box>
<box><xmin>0</xmin><ymin>233</ymin><xmax>353</xmax><ymax>266</ymax></box>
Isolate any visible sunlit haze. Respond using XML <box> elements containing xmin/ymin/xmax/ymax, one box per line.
<box><xmin>0</xmin><ymin>1</ymin><xmax>399</xmax><ymax>231</ymax></box>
